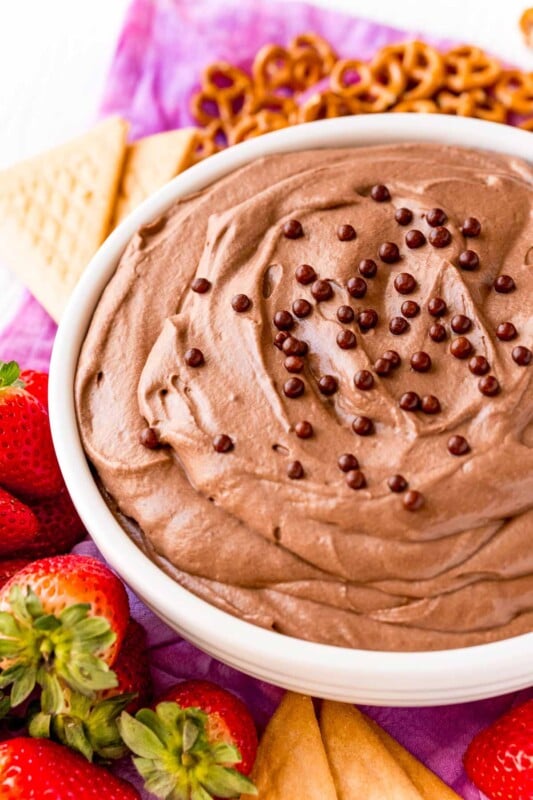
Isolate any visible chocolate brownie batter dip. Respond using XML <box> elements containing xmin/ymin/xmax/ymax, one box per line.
<box><xmin>76</xmin><ymin>144</ymin><xmax>533</xmax><ymax>651</ymax></box>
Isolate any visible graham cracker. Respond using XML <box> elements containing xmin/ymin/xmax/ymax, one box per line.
<box><xmin>0</xmin><ymin>116</ymin><xmax>128</xmax><ymax>322</ymax></box>
<box><xmin>111</xmin><ymin>128</ymin><xmax>196</xmax><ymax>227</ymax></box>
<box><xmin>241</xmin><ymin>693</ymin><xmax>337</xmax><ymax>800</ymax></box>
<box><xmin>320</xmin><ymin>701</ymin><xmax>425</xmax><ymax>800</ymax></box>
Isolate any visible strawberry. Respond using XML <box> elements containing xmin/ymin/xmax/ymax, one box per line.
<box><xmin>0</xmin><ymin>558</ymin><xmax>29</xmax><ymax>589</ymax></box>
<box><xmin>464</xmin><ymin>698</ymin><xmax>533</xmax><ymax>800</ymax></box>
<box><xmin>0</xmin><ymin>360</ymin><xmax>63</xmax><ymax>499</ymax></box>
<box><xmin>20</xmin><ymin>368</ymin><xmax>48</xmax><ymax>409</ymax></box>
<box><xmin>0</xmin><ymin>737</ymin><xmax>140</xmax><ymax>799</ymax></box>
<box><xmin>30</xmin><ymin>619</ymin><xmax>152</xmax><ymax>761</ymax></box>
<box><xmin>24</xmin><ymin>486</ymin><xmax>86</xmax><ymax>557</ymax></box>
<box><xmin>0</xmin><ymin>554</ymin><xmax>129</xmax><ymax>706</ymax></box>
<box><xmin>119</xmin><ymin>679</ymin><xmax>258</xmax><ymax>799</ymax></box>
<box><xmin>0</xmin><ymin>487</ymin><xmax>39</xmax><ymax>557</ymax></box>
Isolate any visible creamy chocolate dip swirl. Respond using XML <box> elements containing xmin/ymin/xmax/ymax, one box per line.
<box><xmin>76</xmin><ymin>144</ymin><xmax>533</xmax><ymax>651</ymax></box>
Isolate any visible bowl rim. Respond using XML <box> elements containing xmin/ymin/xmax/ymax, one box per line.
<box><xmin>49</xmin><ymin>114</ymin><xmax>533</xmax><ymax>705</ymax></box>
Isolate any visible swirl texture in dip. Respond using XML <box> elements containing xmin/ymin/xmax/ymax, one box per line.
<box><xmin>76</xmin><ymin>144</ymin><xmax>533</xmax><ymax>651</ymax></box>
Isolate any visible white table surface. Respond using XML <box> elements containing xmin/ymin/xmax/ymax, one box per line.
<box><xmin>0</xmin><ymin>0</ymin><xmax>532</xmax><ymax>319</ymax></box>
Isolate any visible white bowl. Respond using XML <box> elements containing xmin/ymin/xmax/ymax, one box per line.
<box><xmin>50</xmin><ymin>115</ymin><xmax>533</xmax><ymax>706</ymax></box>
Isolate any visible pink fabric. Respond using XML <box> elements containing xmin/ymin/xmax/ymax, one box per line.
<box><xmin>1</xmin><ymin>1</ymin><xmax>531</xmax><ymax>796</ymax></box>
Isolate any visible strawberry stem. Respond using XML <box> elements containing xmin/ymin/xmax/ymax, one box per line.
<box><xmin>0</xmin><ymin>361</ymin><xmax>23</xmax><ymax>389</ymax></box>
<box><xmin>119</xmin><ymin>703</ymin><xmax>257</xmax><ymax>799</ymax></box>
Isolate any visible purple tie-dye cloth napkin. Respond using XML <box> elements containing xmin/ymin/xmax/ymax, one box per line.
<box><xmin>1</xmin><ymin>1</ymin><xmax>531</xmax><ymax>797</ymax></box>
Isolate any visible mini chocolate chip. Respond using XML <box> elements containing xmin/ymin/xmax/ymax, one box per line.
<box><xmin>382</xmin><ymin>350</ymin><xmax>401</xmax><ymax>368</ymax></box>
<box><xmin>191</xmin><ymin>277</ymin><xmax>211</xmax><ymax>293</ymax></box>
<box><xmin>421</xmin><ymin>394</ymin><xmax>441</xmax><ymax>414</ymax></box>
<box><xmin>429</xmin><ymin>323</ymin><xmax>447</xmax><ymax>342</ymax></box>
<box><xmin>274</xmin><ymin>310</ymin><xmax>294</xmax><ymax>330</ymax></box>
<box><xmin>295</xmin><ymin>420</ymin><xmax>313</xmax><ymax>438</ymax></box>
<box><xmin>232</xmin><ymin>294</ymin><xmax>251</xmax><ymax>312</ymax></box>
<box><xmin>394</xmin><ymin>273</ymin><xmax>417</xmax><ymax>295</ymax></box>
<box><xmin>426</xmin><ymin>208</ymin><xmax>447</xmax><ymax>227</ymax></box>
<box><xmin>428</xmin><ymin>297</ymin><xmax>447</xmax><ymax>317</ymax></box>
<box><xmin>479</xmin><ymin>375</ymin><xmax>500</xmax><ymax>396</ymax></box>
<box><xmin>405</xmin><ymin>229</ymin><xmax>426</xmax><ymax>249</ymax></box>
<box><xmin>338</xmin><ymin>224</ymin><xmax>356</xmax><ymax>241</ymax></box>
<box><xmin>338</xmin><ymin>453</ymin><xmax>359</xmax><ymax>472</ymax></box>
<box><xmin>282</xmin><ymin>337</ymin><xmax>308</xmax><ymax>356</ymax></box>
<box><xmin>450</xmin><ymin>337</ymin><xmax>473</xmax><ymax>359</ymax></box>
<box><xmin>354</xmin><ymin>370</ymin><xmax>374</xmax><ymax>390</ymax></box>
<box><xmin>512</xmin><ymin>345</ymin><xmax>532</xmax><ymax>366</ymax></box>
<box><xmin>284</xmin><ymin>356</ymin><xmax>304</xmax><ymax>373</ymax></box>
<box><xmin>287</xmin><ymin>460</ymin><xmax>304</xmax><ymax>479</ymax></box>
<box><xmin>461</xmin><ymin>217</ymin><xmax>481</xmax><ymax>237</ymax></box>
<box><xmin>358</xmin><ymin>309</ymin><xmax>378</xmax><ymax>330</ymax></box>
<box><xmin>352</xmin><ymin>415</ymin><xmax>374</xmax><ymax>436</ymax></box>
<box><xmin>292</xmin><ymin>298</ymin><xmax>312</xmax><ymax>318</ymax></box>
<box><xmin>388</xmin><ymin>474</ymin><xmax>408</xmax><ymax>492</ymax></box>
<box><xmin>347</xmin><ymin>277</ymin><xmax>367</xmax><ymax>298</ymax></box>
<box><xmin>496</xmin><ymin>322</ymin><xmax>517</xmax><ymax>341</ymax></box>
<box><xmin>140</xmin><ymin>427</ymin><xmax>161</xmax><ymax>449</ymax></box>
<box><xmin>399</xmin><ymin>391</ymin><xmax>420</xmax><ymax>411</ymax></box>
<box><xmin>379</xmin><ymin>242</ymin><xmax>401</xmax><ymax>263</ymax></box>
<box><xmin>494</xmin><ymin>275</ymin><xmax>515</xmax><ymax>293</ymax></box>
<box><xmin>374</xmin><ymin>357</ymin><xmax>392</xmax><ymax>377</ymax></box>
<box><xmin>411</xmin><ymin>351</ymin><xmax>432</xmax><ymax>372</ymax></box>
<box><xmin>429</xmin><ymin>226</ymin><xmax>452</xmax><ymax>248</ymax></box>
<box><xmin>401</xmin><ymin>301</ymin><xmax>420</xmax><ymax>318</ymax></box>
<box><xmin>371</xmin><ymin>184</ymin><xmax>391</xmax><ymax>201</ymax></box>
<box><xmin>295</xmin><ymin>264</ymin><xmax>317</xmax><ymax>285</ymax></box>
<box><xmin>337</xmin><ymin>330</ymin><xmax>357</xmax><ymax>350</ymax></box>
<box><xmin>311</xmin><ymin>279</ymin><xmax>333</xmax><ymax>302</ymax></box>
<box><xmin>185</xmin><ymin>348</ymin><xmax>204</xmax><ymax>367</ymax></box>
<box><xmin>451</xmin><ymin>314</ymin><xmax>472</xmax><ymax>334</ymax></box>
<box><xmin>458</xmin><ymin>250</ymin><xmax>479</xmax><ymax>270</ymax></box>
<box><xmin>448</xmin><ymin>435</ymin><xmax>470</xmax><ymax>456</ymax></box>
<box><xmin>403</xmin><ymin>489</ymin><xmax>424</xmax><ymax>511</ymax></box>
<box><xmin>469</xmin><ymin>355</ymin><xmax>490</xmax><ymax>375</ymax></box>
<box><xmin>390</xmin><ymin>316</ymin><xmax>410</xmax><ymax>335</ymax></box>
<box><xmin>283</xmin><ymin>219</ymin><xmax>303</xmax><ymax>238</ymax></box>
<box><xmin>359</xmin><ymin>258</ymin><xmax>378</xmax><ymax>277</ymax></box>
<box><xmin>395</xmin><ymin>207</ymin><xmax>413</xmax><ymax>226</ymax></box>
<box><xmin>274</xmin><ymin>331</ymin><xmax>289</xmax><ymax>350</ymax></box>
<box><xmin>337</xmin><ymin>305</ymin><xmax>355</xmax><ymax>323</ymax></box>
<box><xmin>318</xmin><ymin>375</ymin><xmax>338</xmax><ymax>395</ymax></box>
<box><xmin>213</xmin><ymin>434</ymin><xmax>233</xmax><ymax>453</ymax></box>
<box><xmin>283</xmin><ymin>377</ymin><xmax>305</xmax><ymax>398</ymax></box>
<box><xmin>346</xmin><ymin>469</ymin><xmax>366</xmax><ymax>490</ymax></box>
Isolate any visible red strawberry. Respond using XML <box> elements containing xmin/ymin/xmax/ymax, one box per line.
<box><xmin>0</xmin><ymin>360</ymin><xmax>63</xmax><ymax>499</ymax></box>
<box><xmin>0</xmin><ymin>486</ymin><xmax>39</xmax><ymax>556</ymax></box>
<box><xmin>119</xmin><ymin>679</ymin><xmax>258</xmax><ymax>799</ymax></box>
<box><xmin>0</xmin><ymin>558</ymin><xmax>29</xmax><ymax>589</ymax></box>
<box><xmin>20</xmin><ymin>368</ymin><xmax>48</xmax><ymax>409</ymax></box>
<box><xmin>0</xmin><ymin>737</ymin><xmax>140</xmax><ymax>799</ymax></box>
<box><xmin>0</xmin><ymin>555</ymin><xmax>129</xmax><ymax>706</ymax></box>
<box><xmin>24</xmin><ymin>486</ymin><xmax>86</xmax><ymax>557</ymax></box>
<box><xmin>101</xmin><ymin>618</ymin><xmax>152</xmax><ymax>713</ymax></box>
<box><xmin>464</xmin><ymin>698</ymin><xmax>533</xmax><ymax>800</ymax></box>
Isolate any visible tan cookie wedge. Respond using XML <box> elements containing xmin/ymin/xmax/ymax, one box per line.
<box><xmin>364</xmin><ymin>715</ymin><xmax>461</xmax><ymax>799</ymax></box>
<box><xmin>112</xmin><ymin>128</ymin><xmax>196</xmax><ymax>227</ymax></box>
<box><xmin>241</xmin><ymin>692</ymin><xmax>337</xmax><ymax>800</ymax></box>
<box><xmin>320</xmin><ymin>701</ymin><xmax>425</xmax><ymax>800</ymax></box>
<box><xmin>0</xmin><ymin>116</ymin><xmax>128</xmax><ymax>321</ymax></box>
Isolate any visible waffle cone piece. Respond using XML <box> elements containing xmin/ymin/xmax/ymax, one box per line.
<box><xmin>112</xmin><ymin>128</ymin><xmax>196</xmax><ymax>226</ymax></box>
<box><xmin>0</xmin><ymin>116</ymin><xmax>128</xmax><ymax>322</ymax></box>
